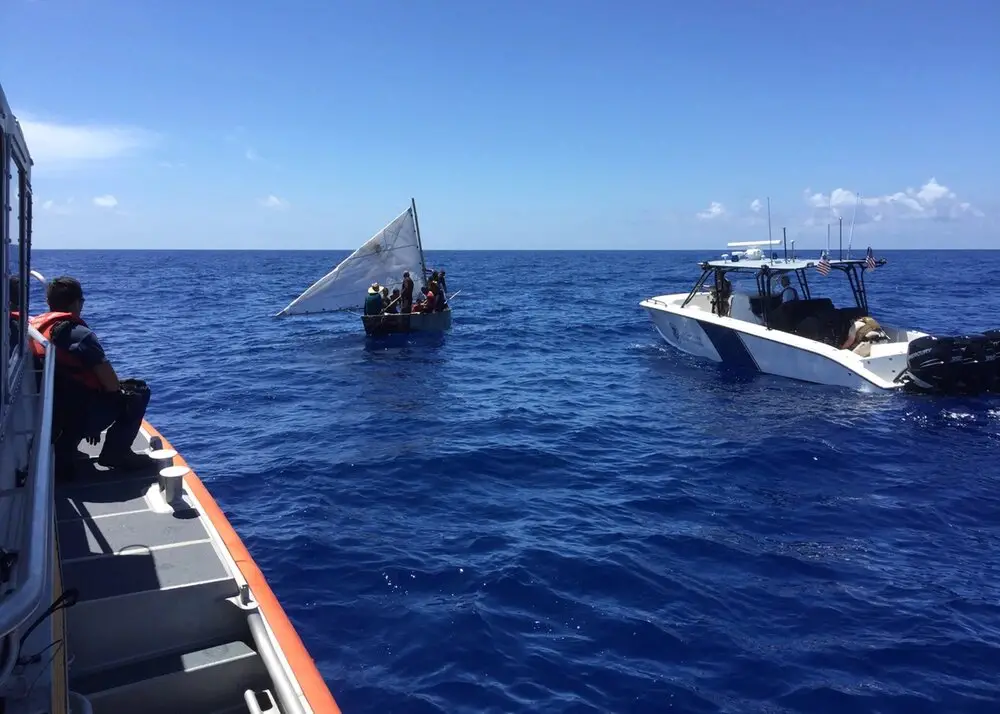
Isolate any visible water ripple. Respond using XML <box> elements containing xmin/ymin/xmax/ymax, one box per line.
<box><xmin>32</xmin><ymin>248</ymin><xmax>1000</xmax><ymax>714</ymax></box>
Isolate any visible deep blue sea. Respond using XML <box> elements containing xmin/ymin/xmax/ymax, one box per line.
<box><xmin>32</xmin><ymin>249</ymin><xmax>1000</xmax><ymax>713</ymax></box>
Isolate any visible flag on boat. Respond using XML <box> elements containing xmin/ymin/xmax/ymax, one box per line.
<box><xmin>865</xmin><ymin>246</ymin><xmax>876</xmax><ymax>271</ymax></box>
<box><xmin>816</xmin><ymin>253</ymin><xmax>831</xmax><ymax>276</ymax></box>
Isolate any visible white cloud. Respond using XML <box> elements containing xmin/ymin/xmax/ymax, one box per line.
<box><xmin>92</xmin><ymin>194</ymin><xmax>118</xmax><ymax>208</ymax></box>
<box><xmin>18</xmin><ymin>115</ymin><xmax>157</xmax><ymax>168</ymax></box>
<box><xmin>41</xmin><ymin>197</ymin><xmax>75</xmax><ymax>215</ymax></box>
<box><xmin>245</xmin><ymin>148</ymin><xmax>260</xmax><ymax>161</ymax></box>
<box><xmin>696</xmin><ymin>201</ymin><xmax>725</xmax><ymax>220</ymax></box>
<box><xmin>259</xmin><ymin>195</ymin><xmax>289</xmax><ymax>210</ymax></box>
<box><xmin>804</xmin><ymin>178</ymin><xmax>984</xmax><ymax>225</ymax></box>
<box><xmin>750</xmin><ymin>199</ymin><xmax>762</xmax><ymax>213</ymax></box>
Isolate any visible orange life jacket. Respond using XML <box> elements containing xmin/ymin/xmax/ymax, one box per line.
<box><xmin>28</xmin><ymin>311</ymin><xmax>103</xmax><ymax>391</ymax></box>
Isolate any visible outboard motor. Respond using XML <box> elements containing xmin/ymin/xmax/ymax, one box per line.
<box><xmin>903</xmin><ymin>333</ymin><xmax>1000</xmax><ymax>394</ymax></box>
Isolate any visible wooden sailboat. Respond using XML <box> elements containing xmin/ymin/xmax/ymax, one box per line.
<box><xmin>277</xmin><ymin>199</ymin><xmax>452</xmax><ymax>336</ymax></box>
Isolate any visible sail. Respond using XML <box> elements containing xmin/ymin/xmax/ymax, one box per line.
<box><xmin>278</xmin><ymin>207</ymin><xmax>425</xmax><ymax>316</ymax></box>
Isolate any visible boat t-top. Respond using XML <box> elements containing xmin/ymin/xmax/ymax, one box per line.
<box><xmin>640</xmin><ymin>238</ymin><xmax>1000</xmax><ymax>394</ymax></box>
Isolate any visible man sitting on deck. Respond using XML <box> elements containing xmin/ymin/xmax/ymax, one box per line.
<box><xmin>29</xmin><ymin>276</ymin><xmax>152</xmax><ymax>478</ymax></box>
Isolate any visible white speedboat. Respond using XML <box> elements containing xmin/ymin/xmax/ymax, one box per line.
<box><xmin>640</xmin><ymin>241</ymin><xmax>1000</xmax><ymax>394</ymax></box>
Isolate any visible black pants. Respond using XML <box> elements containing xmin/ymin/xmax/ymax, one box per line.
<box><xmin>53</xmin><ymin>380</ymin><xmax>151</xmax><ymax>468</ymax></box>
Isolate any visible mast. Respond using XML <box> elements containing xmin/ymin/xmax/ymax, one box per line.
<box><xmin>411</xmin><ymin>197</ymin><xmax>429</xmax><ymax>284</ymax></box>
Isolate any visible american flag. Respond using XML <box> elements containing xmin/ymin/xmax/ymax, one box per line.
<box><xmin>865</xmin><ymin>246</ymin><xmax>876</xmax><ymax>271</ymax></box>
<box><xmin>816</xmin><ymin>253</ymin><xmax>831</xmax><ymax>276</ymax></box>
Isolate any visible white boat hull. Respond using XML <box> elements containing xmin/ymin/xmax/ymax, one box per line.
<box><xmin>641</xmin><ymin>294</ymin><xmax>925</xmax><ymax>392</ymax></box>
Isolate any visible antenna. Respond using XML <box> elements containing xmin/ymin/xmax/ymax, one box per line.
<box><xmin>846</xmin><ymin>192</ymin><xmax>860</xmax><ymax>259</ymax></box>
<box><xmin>839</xmin><ymin>217</ymin><xmax>843</xmax><ymax>260</ymax></box>
<box><xmin>766</xmin><ymin>197</ymin><xmax>772</xmax><ymax>246</ymax></box>
<box><xmin>826</xmin><ymin>223</ymin><xmax>831</xmax><ymax>257</ymax></box>
<box><xmin>782</xmin><ymin>227</ymin><xmax>788</xmax><ymax>261</ymax></box>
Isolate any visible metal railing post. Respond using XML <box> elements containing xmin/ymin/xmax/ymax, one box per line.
<box><xmin>0</xmin><ymin>326</ymin><xmax>55</xmax><ymax>640</ymax></box>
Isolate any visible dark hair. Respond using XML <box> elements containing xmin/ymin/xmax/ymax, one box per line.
<box><xmin>47</xmin><ymin>276</ymin><xmax>84</xmax><ymax>312</ymax></box>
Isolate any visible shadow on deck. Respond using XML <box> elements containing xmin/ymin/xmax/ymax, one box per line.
<box><xmin>55</xmin><ymin>431</ymin><xmax>274</xmax><ymax>714</ymax></box>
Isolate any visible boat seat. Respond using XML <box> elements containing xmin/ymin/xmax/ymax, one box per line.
<box><xmin>767</xmin><ymin>298</ymin><xmax>836</xmax><ymax>333</ymax></box>
<box><xmin>748</xmin><ymin>294</ymin><xmax>782</xmax><ymax>319</ymax></box>
<box><xmin>729</xmin><ymin>293</ymin><xmax>764</xmax><ymax>324</ymax></box>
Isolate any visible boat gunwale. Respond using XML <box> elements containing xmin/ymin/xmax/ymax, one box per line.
<box><xmin>139</xmin><ymin>420</ymin><xmax>341</xmax><ymax>714</ymax></box>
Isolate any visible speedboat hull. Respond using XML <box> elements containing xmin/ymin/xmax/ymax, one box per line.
<box><xmin>362</xmin><ymin>307</ymin><xmax>452</xmax><ymax>337</ymax></box>
<box><xmin>641</xmin><ymin>294</ymin><xmax>918</xmax><ymax>392</ymax></box>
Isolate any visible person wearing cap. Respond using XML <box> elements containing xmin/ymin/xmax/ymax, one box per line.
<box><xmin>364</xmin><ymin>283</ymin><xmax>384</xmax><ymax>315</ymax></box>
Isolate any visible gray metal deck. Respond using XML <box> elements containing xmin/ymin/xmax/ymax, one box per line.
<box><xmin>55</xmin><ymin>431</ymin><xmax>273</xmax><ymax>714</ymax></box>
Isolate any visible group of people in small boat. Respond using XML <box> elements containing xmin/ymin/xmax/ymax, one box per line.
<box><xmin>363</xmin><ymin>269</ymin><xmax>449</xmax><ymax>317</ymax></box>
<box><xmin>10</xmin><ymin>275</ymin><xmax>152</xmax><ymax>480</ymax></box>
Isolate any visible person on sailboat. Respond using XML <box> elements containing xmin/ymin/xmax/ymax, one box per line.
<box><xmin>387</xmin><ymin>289</ymin><xmax>401</xmax><ymax>314</ymax></box>
<box><xmin>380</xmin><ymin>286</ymin><xmax>391</xmax><ymax>311</ymax></box>
<box><xmin>431</xmin><ymin>280</ymin><xmax>447</xmax><ymax>312</ymax></box>
<box><xmin>412</xmin><ymin>283</ymin><xmax>435</xmax><ymax>314</ymax></box>
<box><xmin>424</xmin><ymin>282</ymin><xmax>438</xmax><ymax>312</ymax></box>
<box><xmin>400</xmin><ymin>272</ymin><xmax>414</xmax><ymax>314</ymax></box>
<box><xmin>364</xmin><ymin>283</ymin><xmax>384</xmax><ymax>315</ymax></box>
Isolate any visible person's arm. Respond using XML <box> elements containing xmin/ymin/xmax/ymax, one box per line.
<box><xmin>92</xmin><ymin>361</ymin><xmax>121</xmax><ymax>392</ymax></box>
<box><xmin>73</xmin><ymin>329</ymin><xmax>121</xmax><ymax>392</ymax></box>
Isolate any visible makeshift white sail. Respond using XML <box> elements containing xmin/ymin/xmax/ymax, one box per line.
<box><xmin>278</xmin><ymin>205</ymin><xmax>426</xmax><ymax>316</ymax></box>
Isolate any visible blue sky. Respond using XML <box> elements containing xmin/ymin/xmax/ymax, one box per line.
<box><xmin>4</xmin><ymin>0</ymin><xmax>997</xmax><ymax>250</ymax></box>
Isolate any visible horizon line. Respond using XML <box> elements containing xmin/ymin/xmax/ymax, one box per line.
<box><xmin>29</xmin><ymin>247</ymin><xmax>999</xmax><ymax>252</ymax></box>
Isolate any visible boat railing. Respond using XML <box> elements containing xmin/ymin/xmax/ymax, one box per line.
<box><xmin>247</xmin><ymin>611</ymin><xmax>308</xmax><ymax>714</ymax></box>
<box><xmin>0</xmin><ymin>325</ymin><xmax>56</xmax><ymax>670</ymax></box>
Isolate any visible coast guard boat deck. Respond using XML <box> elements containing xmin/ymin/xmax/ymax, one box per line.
<box><xmin>55</xmin><ymin>426</ymin><xmax>304</xmax><ymax>714</ymax></box>
<box><xmin>0</xmin><ymin>77</ymin><xmax>341</xmax><ymax>713</ymax></box>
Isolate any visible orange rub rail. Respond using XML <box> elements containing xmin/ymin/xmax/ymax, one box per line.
<box><xmin>142</xmin><ymin>420</ymin><xmax>342</xmax><ymax>714</ymax></box>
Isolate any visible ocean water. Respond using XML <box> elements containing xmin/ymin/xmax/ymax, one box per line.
<box><xmin>32</xmin><ymin>249</ymin><xmax>1000</xmax><ymax>714</ymax></box>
